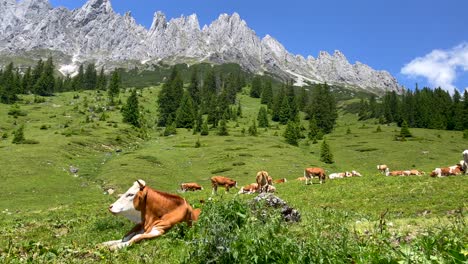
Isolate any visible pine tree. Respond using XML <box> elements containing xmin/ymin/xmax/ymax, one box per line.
<box><xmin>175</xmin><ymin>91</ymin><xmax>196</xmax><ymax>128</ymax></box>
<box><xmin>257</xmin><ymin>106</ymin><xmax>269</xmax><ymax>128</ymax></box>
<box><xmin>237</xmin><ymin>100</ymin><xmax>243</xmax><ymax>117</ymax></box>
<box><xmin>248</xmin><ymin>120</ymin><xmax>258</xmax><ymax>136</ymax></box>
<box><xmin>163</xmin><ymin>121</ymin><xmax>177</xmax><ymax>136</ymax></box>
<box><xmin>193</xmin><ymin>111</ymin><xmax>203</xmax><ymax>134</ymax></box>
<box><xmin>31</xmin><ymin>59</ymin><xmax>44</xmax><ymax>88</ymax></box>
<box><xmin>260</xmin><ymin>78</ymin><xmax>273</xmax><ymax>106</ymax></box>
<box><xmin>121</xmin><ymin>89</ymin><xmax>141</xmax><ymax>127</ymax></box>
<box><xmin>0</xmin><ymin>62</ymin><xmax>18</xmax><ymax>103</ymax></box>
<box><xmin>400</xmin><ymin>120</ymin><xmax>412</xmax><ymax>138</ymax></box>
<box><xmin>200</xmin><ymin>118</ymin><xmax>209</xmax><ymax>136</ymax></box>
<box><xmin>12</xmin><ymin>125</ymin><xmax>25</xmax><ymax>144</ymax></box>
<box><xmin>217</xmin><ymin>118</ymin><xmax>229</xmax><ymax>136</ymax></box>
<box><xmin>278</xmin><ymin>96</ymin><xmax>290</xmax><ymax>125</ymax></box>
<box><xmin>96</xmin><ymin>67</ymin><xmax>107</xmax><ymax>91</ymax></box>
<box><xmin>157</xmin><ymin>67</ymin><xmax>183</xmax><ymax>126</ymax></box>
<box><xmin>108</xmin><ymin>70</ymin><xmax>121</xmax><ymax>105</ymax></box>
<box><xmin>188</xmin><ymin>65</ymin><xmax>201</xmax><ymax>106</ymax></box>
<box><xmin>308</xmin><ymin>116</ymin><xmax>322</xmax><ymax>140</ymax></box>
<box><xmin>21</xmin><ymin>67</ymin><xmax>32</xmax><ymax>94</ymax></box>
<box><xmin>72</xmin><ymin>64</ymin><xmax>84</xmax><ymax>91</ymax></box>
<box><xmin>320</xmin><ymin>139</ymin><xmax>334</xmax><ymax>164</ymax></box>
<box><xmin>284</xmin><ymin>120</ymin><xmax>299</xmax><ymax>146</ymax></box>
<box><xmin>307</xmin><ymin>83</ymin><xmax>337</xmax><ymax>134</ymax></box>
<box><xmin>83</xmin><ymin>63</ymin><xmax>97</xmax><ymax>90</ymax></box>
<box><xmin>34</xmin><ymin>57</ymin><xmax>55</xmax><ymax>96</ymax></box>
<box><xmin>250</xmin><ymin>75</ymin><xmax>262</xmax><ymax>98</ymax></box>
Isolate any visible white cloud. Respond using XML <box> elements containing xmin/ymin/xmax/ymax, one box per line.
<box><xmin>401</xmin><ymin>42</ymin><xmax>468</xmax><ymax>94</ymax></box>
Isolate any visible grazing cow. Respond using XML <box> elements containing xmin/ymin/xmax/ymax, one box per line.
<box><xmin>329</xmin><ymin>172</ymin><xmax>351</xmax><ymax>179</ymax></box>
<box><xmin>102</xmin><ymin>180</ymin><xmax>200</xmax><ymax>250</ymax></box>
<box><xmin>296</xmin><ymin>177</ymin><xmax>307</xmax><ymax>181</ymax></box>
<box><xmin>256</xmin><ymin>171</ymin><xmax>271</xmax><ymax>193</ymax></box>
<box><xmin>210</xmin><ymin>176</ymin><xmax>237</xmax><ymax>195</ymax></box>
<box><xmin>238</xmin><ymin>183</ymin><xmax>259</xmax><ymax>194</ymax></box>
<box><xmin>304</xmin><ymin>167</ymin><xmax>326</xmax><ymax>184</ymax></box>
<box><xmin>273</xmin><ymin>178</ymin><xmax>288</xmax><ymax>184</ymax></box>
<box><xmin>377</xmin><ymin>164</ymin><xmax>388</xmax><ymax>174</ymax></box>
<box><xmin>180</xmin><ymin>182</ymin><xmax>203</xmax><ymax>192</ymax></box>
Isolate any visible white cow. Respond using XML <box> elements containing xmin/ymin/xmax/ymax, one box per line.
<box><xmin>329</xmin><ymin>172</ymin><xmax>351</xmax><ymax>179</ymax></box>
<box><xmin>351</xmin><ymin>170</ymin><xmax>362</xmax><ymax>177</ymax></box>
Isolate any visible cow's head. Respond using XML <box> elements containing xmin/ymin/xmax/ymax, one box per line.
<box><xmin>108</xmin><ymin>180</ymin><xmax>145</xmax><ymax>223</ymax></box>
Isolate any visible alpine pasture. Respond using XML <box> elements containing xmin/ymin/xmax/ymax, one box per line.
<box><xmin>0</xmin><ymin>86</ymin><xmax>466</xmax><ymax>263</ymax></box>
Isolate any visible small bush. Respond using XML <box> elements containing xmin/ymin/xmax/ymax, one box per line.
<box><xmin>463</xmin><ymin>129</ymin><xmax>468</xmax><ymax>139</ymax></box>
<box><xmin>194</xmin><ymin>138</ymin><xmax>201</xmax><ymax>148</ymax></box>
<box><xmin>8</xmin><ymin>104</ymin><xmax>27</xmax><ymax>118</ymax></box>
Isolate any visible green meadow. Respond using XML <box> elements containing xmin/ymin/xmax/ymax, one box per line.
<box><xmin>0</xmin><ymin>86</ymin><xmax>466</xmax><ymax>263</ymax></box>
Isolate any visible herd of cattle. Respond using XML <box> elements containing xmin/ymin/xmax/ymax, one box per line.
<box><xmin>100</xmin><ymin>150</ymin><xmax>468</xmax><ymax>250</ymax></box>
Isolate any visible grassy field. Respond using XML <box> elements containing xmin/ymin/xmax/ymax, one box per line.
<box><xmin>0</xmin><ymin>87</ymin><xmax>466</xmax><ymax>263</ymax></box>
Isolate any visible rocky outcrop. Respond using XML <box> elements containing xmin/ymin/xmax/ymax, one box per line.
<box><xmin>0</xmin><ymin>0</ymin><xmax>402</xmax><ymax>93</ymax></box>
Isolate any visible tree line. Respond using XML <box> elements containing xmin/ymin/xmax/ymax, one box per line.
<box><xmin>0</xmin><ymin>58</ymin><xmax>120</xmax><ymax>104</ymax></box>
<box><xmin>357</xmin><ymin>87</ymin><xmax>468</xmax><ymax>131</ymax></box>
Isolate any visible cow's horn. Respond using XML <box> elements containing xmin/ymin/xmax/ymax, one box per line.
<box><xmin>136</xmin><ymin>180</ymin><xmax>146</xmax><ymax>189</ymax></box>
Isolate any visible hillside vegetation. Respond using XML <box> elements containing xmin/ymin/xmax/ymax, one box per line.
<box><xmin>0</xmin><ymin>86</ymin><xmax>467</xmax><ymax>263</ymax></box>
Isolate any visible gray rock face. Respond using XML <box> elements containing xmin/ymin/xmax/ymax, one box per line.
<box><xmin>0</xmin><ymin>0</ymin><xmax>402</xmax><ymax>93</ymax></box>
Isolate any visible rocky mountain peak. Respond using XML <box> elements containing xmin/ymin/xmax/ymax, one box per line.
<box><xmin>0</xmin><ymin>0</ymin><xmax>402</xmax><ymax>93</ymax></box>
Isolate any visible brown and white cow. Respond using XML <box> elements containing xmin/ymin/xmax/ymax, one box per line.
<box><xmin>273</xmin><ymin>178</ymin><xmax>288</xmax><ymax>184</ymax></box>
<box><xmin>377</xmin><ymin>164</ymin><xmax>388</xmax><ymax>174</ymax></box>
<box><xmin>304</xmin><ymin>167</ymin><xmax>326</xmax><ymax>184</ymax></box>
<box><xmin>238</xmin><ymin>183</ymin><xmax>259</xmax><ymax>194</ymax></box>
<box><xmin>102</xmin><ymin>180</ymin><xmax>200</xmax><ymax>250</ymax></box>
<box><xmin>210</xmin><ymin>176</ymin><xmax>237</xmax><ymax>195</ymax></box>
<box><xmin>180</xmin><ymin>182</ymin><xmax>203</xmax><ymax>192</ymax></box>
<box><xmin>296</xmin><ymin>176</ymin><xmax>307</xmax><ymax>181</ymax></box>
<box><xmin>430</xmin><ymin>164</ymin><xmax>463</xmax><ymax>177</ymax></box>
<box><xmin>256</xmin><ymin>171</ymin><xmax>271</xmax><ymax>193</ymax></box>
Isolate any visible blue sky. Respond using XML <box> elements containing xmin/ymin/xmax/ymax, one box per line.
<box><xmin>49</xmin><ymin>0</ymin><xmax>468</xmax><ymax>93</ymax></box>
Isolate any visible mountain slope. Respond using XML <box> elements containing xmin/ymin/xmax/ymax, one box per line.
<box><xmin>0</xmin><ymin>0</ymin><xmax>402</xmax><ymax>93</ymax></box>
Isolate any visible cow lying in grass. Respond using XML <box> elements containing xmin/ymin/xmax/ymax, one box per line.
<box><xmin>430</xmin><ymin>164</ymin><xmax>463</xmax><ymax>177</ymax></box>
<box><xmin>101</xmin><ymin>180</ymin><xmax>200</xmax><ymax>250</ymax></box>
<box><xmin>273</xmin><ymin>178</ymin><xmax>287</xmax><ymax>184</ymax></box>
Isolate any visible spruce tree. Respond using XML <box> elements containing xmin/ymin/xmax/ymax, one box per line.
<box><xmin>217</xmin><ymin>118</ymin><xmax>229</xmax><ymax>136</ymax></box>
<box><xmin>193</xmin><ymin>111</ymin><xmax>203</xmax><ymax>134</ymax></box>
<box><xmin>121</xmin><ymin>89</ymin><xmax>141</xmax><ymax>127</ymax></box>
<box><xmin>400</xmin><ymin>120</ymin><xmax>412</xmax><ymax>138</ymax></box>
<box><xmin>0</xmin><ymin>62</ymin><xmax>18</xmax><ymax>103</ymax></box>
<box><xmin>200</xmin><ymin>118</ymin><xmax>209</xmax><ymax>136</ymax></box>
<box><xmin>248</xmin><ymin>120</ymin><xmax>258</xmax><ymax>136</ymax></box>
<box><xmin>96</xmin><ymin>67</ymin><xmax>107</xmax><ymax>91</ymax></box>
<box><xmin>188</xmin><ymin>65</ymin><xmax>201</xmax><ymax>106</ymax></box>
<box><xmin>31</xmin><ymin>59</ymin><xmax>44</xmax><ymax>88</ymax></box>
<box><xmin>278</xmin><ymin>96</ymin><xmax>290</xmax><ymax>125</ymax></box>
<box><xmin>72</xmin><ymin>64</ymin><xmax>84</xmax><ymax>91</ymax></box>
<box><xmin>284</xmin><ymin>120</ymin><xmax>299</xmax><ymax>146</ymax></box>
<box><xmin>83</xmin><ymin>63</ymin><xmax>97</xmax><ymax>90</ymax></box>
<box><xmin>250</xmin><ymin>75</ymin><xmax>262</xmax><ymax>98</ymax></box>
<box><xmin>21</xmin><ymin>67</ymin><xmax>32</xmax><ymax>94</ymax></box>
<box><xmin>175</xmin><ymin>91</ymin><xmax>196</xmax><ymax>128</ymax></box>
<box><xmin>307</xmin><ymin>83</ymin><xmax>337</xmax><ymax>134</ymax></box>
<box><xmin>308</xmin><ymin>116</ymin><xmax>321</xmax><ymax>140</ymax></box>
<box><xmin>257</xmin><ymin>106</ymin><xmax>269</xmax><ymax>128</ymax></box>
<box><xmin>157</xmin><ymin>67</ymin><xmax>183</xmax><ymax>126</ymax></box>
<box><xmin>108</xmin><ymin>70</ymin><xmax>121</xmax><ymax>105</ymax></box>
<box><xmin>12</xmin><ymin>125</ymin><xmax>25</xmax><ymax>144</ymax></box>
<box><xmin>34</xmin><ymin>57</ymin><xmax>55</xmax><ymax>96</ymax></box>
<box><xmin>320</xmin><ymin>139</ymin><xmax>334</xmax><ymax>164</ymax></box>
<box><xmin>237</xmin><ymin>100</ymin><xmax>243</xmax><ymax>118</ymax></box>
<box><xmin>260</xmin><ymin>78</ymin><xmax>273</xmax><ymax>106</ymax></box>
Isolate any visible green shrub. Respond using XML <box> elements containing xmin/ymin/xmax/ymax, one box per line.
<box><xmin>463</xmin><ymin>129</ymin><xmax>468</xmax><ymax>139</ymax></box>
